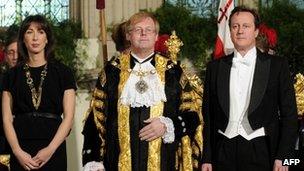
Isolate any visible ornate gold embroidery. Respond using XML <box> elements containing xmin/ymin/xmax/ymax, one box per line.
<box><xmin>93</xmin><ymin>108</ymin><xmax>105</xmax><ymax>118</ymax></box>
<box><xmin>181</xmin><ymin>91</ymin><xmax>193</xmax><ymax>101</ymax></box>
<box><xmin>176</xmin><ymin>146</ymin><xmax>181</xmax><ymax>170</ymax></box>
<box><xmin>180</xmin><ymin>73</ymin><xmax>188</xmax><ymax>89</ymax></box>
<box><xmin>93</xmin><ymin>99</ymin><xmax>104</xmax><ymax>109</ymax></box>
<box><xmin>0</xmin><ymin>155</ymin><xmax>10</xmax><ymax>169</ymax></box>
<box><xmin>93</xmin><ymin>88</ymin><xmax>106</xmax><ymax>99</ymax></box>
<box><xmin>179</xmin><ymin>102</ymin><xmax>195</xmax><ymax>111</ymax></box>
<box><xmin>99</xmin><ymin>69</ymin><xmax>107</xmax><ymax>87</ymax></box>
<box><xmin>148</xmin><ymin>102</ymin><xmax>164</xmax><ymax>171</ymax></box>
<box><xmin>155</xmin><ymin>54</ymin><xmax>168</xmax><ymax>82</ymax></box>
<box><xmin>165</xmin><ymin>31</ymin><xmax>183</xmax><ymax>64</ymax></box>
<box><xmin>92</xmin><ymin>107</ymin><xmax>106</xmax><ymax>157</ymax></box>
<box><xmin>194</xmin><ymin>125</ymin><xmax>203</xmax><ymax>154</ymax></box>
<box><xmin>181</xmin><ymin>136</ymin><xmax>193</xmax><ymax>171</ymax></box>
<box><xmin>294</xmin><ymin>73</ymin><xmax>304</xmax><ymax>116</ymax></box>
<box><xmin>117</xmin><ymin>54</ymin><xmax>132</xmax><ymax>171</ymax></box>
<box><xmin>117</xmin><ymin>53</ymin><xmax>131</xmax><ymax>97</ymax></box>
<box><xmin>117</xmin><ymin>104</ymin><xmax>131</xmax><ymax>171</ymax></box>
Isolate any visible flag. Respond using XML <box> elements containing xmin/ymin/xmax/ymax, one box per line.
<box><xmin>214</xmin><ymin>0</ymin><xmax>234</xmax><ymax>59</ymax></box>
<box><xmin>96</xmin><ymin>0</ymin><xmax>105</xmax><ymax>10</ymax></box>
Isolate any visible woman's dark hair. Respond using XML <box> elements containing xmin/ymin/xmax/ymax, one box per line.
<box><xmin>229</xmin><ymin>6</ymin><xmax>260</xmax><ymax>29</ymax></box>
<box><xmin>18</xmin><ymin>14</ymin><xmax>55</xmax><ymax>63</ymax></box>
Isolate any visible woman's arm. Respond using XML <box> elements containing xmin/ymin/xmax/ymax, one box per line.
<box><xmin>33</xmin><ymin>88</ymin><xmax>76</xmax><ymax>167</ymax></box>
<box><xmin>2</xmin><ymin>91</ymin><xmax>39</xmax><ymax>170</ymax></box>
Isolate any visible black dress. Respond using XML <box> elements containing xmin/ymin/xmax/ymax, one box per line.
<box><xmin>2</xmin><ymin>60</ymin><xmax>76</xmax><ymax>171</ymax></box>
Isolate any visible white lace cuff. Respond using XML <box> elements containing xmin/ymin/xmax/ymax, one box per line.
<box><xmin>159</xmin><ymin>116</ymin><xmax>175</xmax><ymax>143</ymax></box>
<box><xmin>83</xmin><ymin>161</ymin><xmax>105</xmax><ymax>171</ymax></box>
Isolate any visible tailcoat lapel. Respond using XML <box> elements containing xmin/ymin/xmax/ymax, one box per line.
<box><xmin>248</xmin><ymin>50</ymin><xmax>271</xmax><ymax>115</ymax></box>
<box><xmin>217</xmin><ymin>54</ymin><xmax>233</xmax><ymax>118</ymax></box>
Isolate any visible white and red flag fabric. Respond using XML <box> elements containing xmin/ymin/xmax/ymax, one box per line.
<box><xmin>214</xmin><ymin>0</ymin><xmax>234</xmax><ymax>59</ymax></box>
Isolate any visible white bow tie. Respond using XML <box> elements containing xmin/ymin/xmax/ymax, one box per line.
<box><xmin>232</xmin><ymin>57</ymin><xmax>251</xmax><ymax>67</ymax></box>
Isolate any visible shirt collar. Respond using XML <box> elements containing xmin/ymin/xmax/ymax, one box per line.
<box><xmin>233</xmin><ymin>47</ymin><xmax>257</xmax><ymax>66</ymax></box>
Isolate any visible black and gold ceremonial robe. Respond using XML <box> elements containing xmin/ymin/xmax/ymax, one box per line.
<box><xmin>82</xmin><ymin>53</ymin><xmax>203</xmax><ymax>171</ymax></box>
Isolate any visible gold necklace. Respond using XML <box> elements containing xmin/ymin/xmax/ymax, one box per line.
<box><xmin>24</xmin><ymin>63</ymin><xmax>48</xmax><ymax>110</ymax></box>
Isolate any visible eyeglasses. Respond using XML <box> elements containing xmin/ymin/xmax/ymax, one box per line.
<box><xmin>131</xmin><ymin>27</ymin><xmax>156</xmax><ymax>35</ymax></box>
<box><xmin>6</xmin><ymin>50</ymin><xmax>17</xmax><ymax>57</ymax></box>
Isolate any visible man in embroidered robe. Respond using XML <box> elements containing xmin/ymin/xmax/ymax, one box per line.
<box><xmin>82</xmin><ymin>11</ymin><xmax>203</xmax><ymax>171</ymax></box>
<box><xmin>202</xmin><ymin>6</ymin><xmax>298</xmax><ymax>171</ymax></box>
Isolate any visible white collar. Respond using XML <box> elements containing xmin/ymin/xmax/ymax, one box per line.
<box><xmin>233</xmin><ymin>47</ymin><xmax>257</xmax><ymax>66</ymax></box>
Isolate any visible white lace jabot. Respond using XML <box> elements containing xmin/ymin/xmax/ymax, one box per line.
<box><xmin>120</xmin><ymin>53</ymin><xmax>167</xmax><ymax>107</ymax></box>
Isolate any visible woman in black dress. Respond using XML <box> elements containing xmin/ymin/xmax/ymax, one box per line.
<box><xmin>2</xmin><ymin>15</ymin><xmax>76</xmax><ymax>170</ymax></box>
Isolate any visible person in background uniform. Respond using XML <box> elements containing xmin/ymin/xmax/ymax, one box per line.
<box><xmin>82</xmin><ymin>11</ymin><xmax>203</xmax><ymax>171</ymax></box>
<box><xmin>2</xmin><ymin>15</ymin><xmax>76</xmax><ymax>171</ymax></box>
<box><xmin>202</xmin><ymin>6</ymin><xmax>298</xmax><ymax>171</ymax></box>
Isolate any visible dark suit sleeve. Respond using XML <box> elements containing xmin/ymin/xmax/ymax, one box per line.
<box><xmin>202</xmin><ymin>62</ymin><xmax>212</xmax><ymax>163</ymax></box>
<box><xmin>82</xmin><ymin>69</ymin><xmax>107</xmax><ymax>165</ymax></box>
<box><xmin>276</xmin><ymin>58</ymin><xmax>298</xmax><ymax>160</ymax></box>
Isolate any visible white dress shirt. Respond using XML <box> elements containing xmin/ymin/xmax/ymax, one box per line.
<box><xmin>219</xmin><ymin>47</ymin><xmax>266</xmax><ymax>140</ymax></box>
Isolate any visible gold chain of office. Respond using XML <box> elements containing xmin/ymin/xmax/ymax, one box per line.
<box><xmin>129</xmin><ymin>68</ymin><xmax>156</xmax><ymax>94</ymax></box>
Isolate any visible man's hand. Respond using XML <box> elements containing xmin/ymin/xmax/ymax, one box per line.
<box><xmin>201</xmin><ymin>163</ymin><xmax>212</xmax><ymax>171</ymax></box>
<box><xmin>139</xmin><ymin>118</ymin><xmax>166</xmax><ymax>141</ymax></box>
<box><xmin>273</xmin><ymin>159</ymin><xmax>288</xmax><ymax>171</ymax></box>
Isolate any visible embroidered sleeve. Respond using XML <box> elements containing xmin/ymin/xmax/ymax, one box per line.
<box><xmin>175</xmin><ymin>68</ymin><xmax>204</xmax><ymax>169</ymax></box>
<box><xmin>82</xmin><ymin>69</ymin><xmax>107</xmax><ymax>165</ymax></box>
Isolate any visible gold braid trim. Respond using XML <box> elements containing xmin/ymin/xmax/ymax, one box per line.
<box><xmin>92</xmin><ymin>99</ymin><xmax>104</xmax><ymax>109</ymax></box>
<box><xmin>155</xmin><ymin>54</ymin><xmax>168</xmax><ymax>81</ymax></box>
<box><xmin>117</xmin><ymin>104</ymin><xmax>131</xmax><ymax>171</ymax></box>
<box><xmin>93</xmin><ymin>88</ymin><xmax>106</xmax><ymax>99</ymax></box>
<box><xmin>148</xmin><ymin>102</ymin><xmax>164</xmax><ymax>171</ymax></box>
<box><xmin>181</xmin><ymin>136</ymin><xmax>193</xmax><ymax>171</ymax></box>
<box><xmin>117</xmin><ymin>54</ymin><xmax>132</xmax><ymax>171</ymax></box>
<box><xmin>147</xmin><ymin>54</ymin><xmax>168</xmax><ymax>171</ymax></box>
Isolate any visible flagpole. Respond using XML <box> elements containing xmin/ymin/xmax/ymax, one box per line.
<box><xmin>99</xmin><ymin>9</ymin><xmax>108</xmax><ymax>64</ymax></box>
<box><xmin>96</xmin><ymin>0</ymin><xmax>107</xmax><ymax>64</ymax></box>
